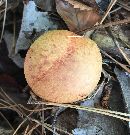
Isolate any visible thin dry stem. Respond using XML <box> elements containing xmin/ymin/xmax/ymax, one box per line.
<box><xmin>23</xmin><ymin>125</ymin><xmax>29</xmax><ymax>135</ymax></box>
<box><xmin>101</xmin><ymin>50</ymin><xmax>130</xmax><ymax>73</ymax></box>
<box><xmin>0</xmin><ymin>0</ymin><xmax>7</xmax><ymax>42</ymax></box>
<box><xmin>118</xmin><ymin>47</ymin><xmax>130</xmax><ymax>65</ymax></box>
<box><xmin>0</xmin><ymin>98</ymin><xmax>22</xmax><ymax>116</ymax></box>
<box><xmin>40</xmin><ymin>102</ymin><xmax>130</xmax><ymax>122</ymax></box>
<box><xmin>44</xmin><ymin>124</ymin><xmax>60</xmax><ymax>135</ymax></box>
<box><xmin>30</xmin><ymin>118</ymin><xmax>60</xmax><ymax>135</ymax></box>
<box><xmin>0</xmin><ymin>111</ymin><xmax>15</xmax><ymax>132</ymax></box>
<box><xmin>27</xmin><ymin>123</ymin><xmax>40</xmax><ymax>135</ymax></box>
<box><xmin>100</xmin><ymin>0</ymin><xmax>117</xmax><ymax>24</ymax></box>
<box><xmin>13</xmin><ymin>119</ymin><xmax>27</xmax><ymax>135</ymax></box>
<box><xmin>108</xmin><ymin>29</ymin><xmax>130</xmax><ymax>65</ymax></box>
<box><xmin>77</xmin><ymin>17</ymin><xmax>130</xmax><ymax>34</ymax></box>
<box><xmin>0</xmin><ymin>88</ymin><xmax>42</xmax><ymax>134</ymax></box>
<box><xmin>19</xmin><ymin>104</ymin><xmax>53</xmax><ymax>112</ymax></box>
<box><xmin>41</xmin><ymin>104</ymin><xmax>46</xmax><ymax>135</ymax></box>
<box><xmin>0</xmin><ymin>88</ymin><xmax>24</xmax><ymax>116</ymax></box>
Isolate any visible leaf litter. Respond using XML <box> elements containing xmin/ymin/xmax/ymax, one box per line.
<box><xmin>0</xmin><ymin>0</ymin><xmax>130</xmax><ymax>135</ymax></box>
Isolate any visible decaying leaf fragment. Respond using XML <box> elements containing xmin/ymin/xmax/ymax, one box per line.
<box><xmin>56</xmin><ymin>0</ymin><xmax>101</xmax><ymax>33</ymax></box>
<box><xmin>64</xmin><ymin>0</ymin><xmax>92</xmax><ymax>10</ymax></box>
<box><xmin>34</xmin><ymin>0</ymin><xmax>56</xmax><ymax>11</ymax></box>
<box><xmin>114</xmin><ymin>68</ymin><xmax>130</xmax><ymax>129</ymax></box>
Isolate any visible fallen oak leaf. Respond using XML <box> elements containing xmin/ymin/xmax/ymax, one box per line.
<box><xmin>56</xmin><ymin>0</ymin><xmax>101</xmax><ymax>33</ymax></box>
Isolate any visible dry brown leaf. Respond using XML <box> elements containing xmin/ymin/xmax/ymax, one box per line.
<box><xmin>56</xmin><ymin>0</ymin><xmax>101</xmax><ymax>33</ymax></box>
<box><xmin>81</xmin><ymin>0</ymin><xmax>99</xmax><ymax>9</ymax></box>
<box><xmin>64</xmin><ymin>0</ymin><xmax>92</xmax><ymax>10</ymax></box>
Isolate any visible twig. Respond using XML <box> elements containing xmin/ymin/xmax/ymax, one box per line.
<box><xmin>100</xmin><ymin>0</ymin><xmax>117</xmax><ymax>24</ymax></box>
<box><xmin>23</xmin><ymin>125</ymin><xmax>29</xmax><ymax>135</ymax></box>
<box><xmin>44</xmin><ymin>124</ymin><xmax>60</xmax><ymax>135</ymax></box>
<box><xmin>107</xmin><ymin>28</ymin><xmax>130</xmax><ymax>65</ymax></box>
<box><xmin>0</xmin><ymin>95</ymin><xmax>23</xmax><ymax>116</ymax></box>
<box><xmin>39</xmin><ymin>102</ymin><xmax>130</xmax><ymax>122</ymax></box>
<box><xmin>0</xmin><ymin>88</ymin><xmax>41</xmax><ymax>134</ymax></box>
<box><xmin>0</xmin><ymin>111</ymin><xmax>15</xmax><ymax>132</ymax></box>
<box><xmin>0</xmin><ymin>88</ymin><xmax>24</xmax><ymax>117</ymax></box>
<box><xmin>13</xmin><ymin>105</ymin><xmax>41</xmax><ymax>135</ymax></box>
<box><xmin>101</xmin><ymin>50</ymin><xmax>130</xmax><ymax>73</ymax></box>
<box><xmin>118</xmin><ymin>47</ymin><xmax>130</xmax><ymax>65</ymax></box>
<box><xmin>116</xmin><ymin>1</ymin><xmax>130</xmax><ymax>11</ymax></box>
<box><xmin>0</xmin><ymin>103</ymin><xmax>21</xmax><ymax>112</ymax></box>
<box><xmin>109</xmin><ymin>7</ymin><xmax>122</xmax><ymax>14</ymax></box>
<box><xmin>0</xmin><ymin>87</ymin><xmax>42</xmax><ymax>134</ymax></box>
<box><xmin>76</xmin><ymin>17</ymin><xmax>130</xmax><ymax>34</ymax></box>
<box><xmin>0</xmin><ymin>0</ymin><xmax>7</xmax><ymax>42</ymax></box>
<box><xmin>114</xmin><ymin>42</ymin><xmax>130</xmax><ymax>65</ymax></box>
<box><xmin>31</xmin><ymin>118</ymin><xmax>60</xmax><ymax>135</ymax></box>
<box><xmin>31</xmin><ymin>118</ymin><xmax>69</xmax><ymax>135</ymax></box>
<box><xmin>13</xmin><ymin>119</ymin><xmax>27</xmax><ymax>135</ymax></box>
<box><xmin>27</xmin><ymin>123</ymin><xmax>40</xmax><ymax>135</ymax></box>
<box><xmin>41</xmin><ymin>104</ymin><xmax>46</xmax><ymax>135</ymax></box>
<box><xmin>19</xmin><ymin>104</ymin><xmax>52</xmax><ymax>112</ymax></box>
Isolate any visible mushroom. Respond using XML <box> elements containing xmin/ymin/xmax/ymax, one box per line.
<box><xmin>24</xmin><ymin>30</ymin><xmax>102</xmax><ymax>103</ymax></box>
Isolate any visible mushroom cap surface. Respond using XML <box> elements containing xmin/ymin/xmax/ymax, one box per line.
<box><xmin>24</xmin><ymin>30</ymin><xmax>102</xmax><ymax>103</ymax></box>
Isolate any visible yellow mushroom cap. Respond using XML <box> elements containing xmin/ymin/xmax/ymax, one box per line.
<box><xmin>24</xmin><ymin>30</ymin><xmax>102</xmax><ymax>103</ymax></box>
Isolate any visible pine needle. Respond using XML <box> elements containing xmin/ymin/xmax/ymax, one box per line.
<box><xmin>0</xmin><ymin>0</ymin><xmax>7</xmax><ymax>42</ymax></box>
